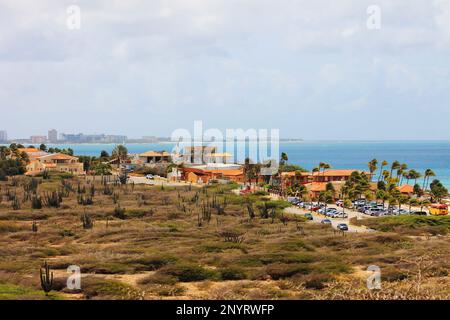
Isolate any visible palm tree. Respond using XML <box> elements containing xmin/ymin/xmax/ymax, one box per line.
<box><xmin>112</xmin><ymin>145</ymin><xmax>128</xmax><ymax>164</ymax></box>
<box><xmin>378</xmin><ymin>160</ymin><xmax>388</xmax><ymax>182</ymax></box>
<box><xmin>408</xmin><ymin>198</ymin><xmax>419</xmax><ymax>213</ymax></box>
<box><xmin>422</xmin><ymin>169</ymin><xmax>436</xmax><ymax>191</ymax></box>
<box><xmin>367</xmin><ymin>159</ymin><xmax>378</xmax><ymax>181</ymax></box>
<box><xmin>312</xmin><ymin>166</ymin><xmax>320</xmax><ymax>182</ymax></box>
<box><xmin>390</xmin><ymin>160</ymin><xmax>401</xmax><ymax>178</ymax></box>
<box><xmin>419</xmin><ymin>199</ymin><xmax>431</xmax><ymax>212</ymax></box>
<box><xmin>319</xmin><ymin>162</ymin><xmax>330</xmax><ymax>182</ymax></box>
<box><xmin>280</xmin><ymin>152</ymin><xmax>288</xmax><ymax>166</ymax></box>
<box><xmin>397</xmin><ymin>163</ymin><xmax>408</xmax><ymax>185</ymax></box>
<box><xmin>408</xmin><ymin>169</ymin><xmax>422</xmax><ymax>186</ymax></box>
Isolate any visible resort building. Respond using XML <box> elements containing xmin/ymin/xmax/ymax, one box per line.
<box><xmin>281</xmin><ymin>171</ymin><xmax>313</xmax><ymax>188</ymax></box>
<box><xmin>281</xmin><ymin>169</ymin><xmax>371</xmax><ymax>188</ymax></box>
<box><xmin>397</xmin><ymin>184</ymin><xmax>414</xmax><ymax>195</ymax></box>
<box><xmin>30</xmin><ymin>136</ymin><xmax>47</xmax><ymax>144</ymax></box>
<box><xmin>137</xmin><ymin>151</ymin><xmax>172</xmax><ymax>165</ymax></box>
<box><xmin>26</xmin><ymin>153</ymin><xmax>84</xmax><ymax>175</ymax></box>
<box><xmin>16</xmin><ymin>148</ymin><xmax>48</xmax><ymax>161</ymax></box>
<box><xmin>181</xmin><ymin>167</ymin><xmax>245</xmax><ymax>184</ymax></box>
<box><xmin>311</xmin><ymin>170</ymin><xmax>371</xmax><ymax>182</ymax></box>
<box><xmin>182</xmin><ymin>146</ymin><xmax>217</xmax><ymax>164</ymax></box>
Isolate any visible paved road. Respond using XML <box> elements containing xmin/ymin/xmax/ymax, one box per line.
<box><xmin>285</xmin><ymin>205</ymin><xmax>375</xmax><ymax>233</ymax></box>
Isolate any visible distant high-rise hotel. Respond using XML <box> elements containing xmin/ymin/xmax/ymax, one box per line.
<box><xmin>48</xmin><ymin>129</ymin><xmax>58</xmax><ymax>143</ymax></box>
<box><xmin>31</xmin><ymin>136</ymin><xmax>47</xmax><ymax>144</ymax></box>
<box><xmin>0</xmin><ymin>130</ymin><xmax>7</xmax><ymax>142</ymax></box>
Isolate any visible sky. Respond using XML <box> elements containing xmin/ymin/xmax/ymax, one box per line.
<box><xmin>1</xmin><ymin>0</ymin><xmax>450</xmax><ymax>140</ymax></box>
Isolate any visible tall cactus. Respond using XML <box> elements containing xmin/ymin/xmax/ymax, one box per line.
<box><xmin>39</xmin><ymin>261</ymin><xmax>53</xmax><ymax>295</ymax></box>
<box><xmin>81</xmin><ymin>213</ymin><xmax>94</xmax><ymax>229</ymax></box>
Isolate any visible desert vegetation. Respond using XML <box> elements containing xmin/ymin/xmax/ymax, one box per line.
<box><xmin>0</xmin><ymin>173</ymin><xmax>449</xmax><ymax>300</ymax></box>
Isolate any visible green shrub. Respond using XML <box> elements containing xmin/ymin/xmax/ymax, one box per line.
<box><xmin>220</xmin><ymin>267</ymin><xmax>247</xmax><ymax>280</ymax></box>
<box><xmin>160</xmin><ymin>264</ymin><xmax>217</xmax><ymax>282</ymax></box>
<box><xmin>265</xmin><ymin>263</ymin><xmax>311</xmax><ymax>280</ymax></box>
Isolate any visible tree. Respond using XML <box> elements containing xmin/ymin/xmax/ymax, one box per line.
<box><xmin>378</xmin><ymin>160</ymin><xmax>388</xmax><ymax>182</ymax></box>
<box><xmin>429</xmin><ymin>179</ymin><xmax>448</xmax><ymax>203</ymax></box>
<box><xmin>422</xmin><ymin>169</ymin><xmax>436</xmax><ymax>191</ymax></box>
<box><xmin>39</xmin><ymin>144</ymin><xmax>47</xmax><ymax>152</ymax></box>
<box><xmin>319</xmin><ymin>162</ymin><xmax>331</xmax><ymax>182</ymax></box>
<box><xmin>413</xmin><ymin>184</ymin><xmax>423</xmax><ymax>197</ymax></box>
<box><xmin>408</xmin><ymin>198</ymin><xmax>419</xmax><ymax>213</ymax></box>
<box><xmin>280</xmin><ymin>152</ymin><xmax>288</xmax><ymax>166</ymax></box>
<box><xmin>419</xmin><ymin>199</ymin><xmax>431</xmax><ymax>212</ymax></box>
<box><xmin>112</xmin><ymin>145</ymin><xmax>128</xmax><ymax>164</ymax></box>
<box><xmin>318</xmin><ymin>189</ymin><xmax>334</xmax><ymax>214</ymax></box>
<box><xmin>397</xmin><ymin>163</ymin><xmax>408</xmax><ymax>185</ymax></box>
<box><xmin>390</xmin><ymin>161</ymin><xmax>400</xmax><ymax>178</ymax></box>
<box><xmin>408</xmin><ymin>170</ymin><xmax>422</xmax><ymax>186</ymax></box>
<box><xmin>367</xmin><ymin>159</ymin><xmax>378</xmax><ymax>181</ymax></box>
<box><xmin>100</xmin><ymin>150</ymin><xmax>110</xmax><ymax>159</ymax></box>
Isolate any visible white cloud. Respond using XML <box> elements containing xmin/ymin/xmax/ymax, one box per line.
<box><xmin>1</xmin><ymin>0</ymin><xmax>450</xmax><ymax>139</ymax></box>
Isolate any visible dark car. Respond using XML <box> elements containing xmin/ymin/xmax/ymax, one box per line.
<box><xmin>411</xmin><ymin>211</ymin><xmax>427</xmax><ymax>216</ymax></box>
<box><xmin>337</xmin><ymin>223</ymin><xmax>348</xmax><ymax>231</ymax></box>
<box><xmin>304</xmin><ymin>213</ymin><xmax>314</xmax><ymax>221</ymax></box>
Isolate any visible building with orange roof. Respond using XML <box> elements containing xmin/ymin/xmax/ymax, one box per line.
<box><xmin>15</xmin><ymin>148</ymin><xmax>49</xmax><ymax>161</ymax></box>
<box><xmin>137</xmin><ymin>151</ymin><xmax>171</xmax><ymax>164</ymax></box>
<box><xmin>303</xmin><ymin>181</ymin><xmax>345</xmax><ymax>200</ymax></box>
<box><xmin>26</xmin><ymin>153</ymin><xmax>84</xmax><ymax>175</ymax></box>
<box><xmin>312</xmin><ymin>169</ymin><xmax>371</xmax><ymax>182</ymax></box>
<box><xmin>397</xmin><ymin>184</ymin><xmax>414</xmax><ymax>195</ymax></box>
<box><xmin>281</xmin><ymin>169</ymin><xmax>371</xmax><ymax>189</ymax></box>
<box><xmin>281</xmin><ymin>171</ymin><xmax>312</xmax><ymax>188</ymax></box>
<box><xmin>181</xmin><ymin>166</ymin><xmax>245</xmax><ymax>184</ymax></box>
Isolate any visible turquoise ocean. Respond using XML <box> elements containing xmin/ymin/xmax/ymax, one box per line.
<box><xmin>22</xmin><ymin>140</ymin><xmax>450</xmax><ymax>189</ymax></box>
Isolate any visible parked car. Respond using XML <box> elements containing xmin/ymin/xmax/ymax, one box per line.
<box><xmin>336</xmin><ymin>200</ymin><xmax>344</xmax><ymax>207</ymax></box>
<box><xmin>145</xmin><ymin>174</ymin><xmax>154</xmax><ymax>180</ymax></box>
<box><xmin>304</xmin><ymin>213</ymin><xmax>314</xmax><ymax>220</ymax></box>
<box><xmin>331</xmin><ymin>212</ymin><xmax>348</xmax><ymax>219</ymax></box>
<box><xmin>391</xmin><ymin>208</ymin><xmax>409</xmax><ymax>215</ymax></box>
<box><xmin>365</xmin><ymin>208</ymin><xmax>385</xmax><ymax>216</ymax></box>
<box><xmin>411</xmin><ymin>211</ymin><xmax>427</xmax><ymax>216</ymax></box>
<box><xmin>337</xmin><ymin>223</ymin><xmax>349</xmax><ymax>231</ymax></box>
<box><xmin>353</xmin><ymin>199</ymin><xmax>366</xmax><ymax>206</ymax></box>
<box><xmin>321</xmin><ymin>219</ymin><xmax>332</xmax><ymax>225</ymax></box>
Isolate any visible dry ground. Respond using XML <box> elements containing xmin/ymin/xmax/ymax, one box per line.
<box><xmin>0</xmin><ymin>174</ymin><xmax>449</xmax><ymax>300</ymax></box>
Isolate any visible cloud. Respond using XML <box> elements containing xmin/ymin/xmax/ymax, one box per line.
<box><xmin>1</xmin><ymin>0</ymin><xmax>450</xmax><ymax>139</ymax></box>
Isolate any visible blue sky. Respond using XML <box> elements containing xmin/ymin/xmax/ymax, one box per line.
<box><xmin>1</xmin><ymin>0</ymin><xmax>450</xmax><ymax>140</ymax></box>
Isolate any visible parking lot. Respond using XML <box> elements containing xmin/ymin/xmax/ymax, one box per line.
<box><xmin>285</xmin><ymin>204</ymin><xmax>374</xmax><ymax>233</ymax></box>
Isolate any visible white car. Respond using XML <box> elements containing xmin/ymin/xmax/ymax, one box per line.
<box><xmin>145</xmin><ymin>174</ymin><xmax>154</xmax><ymax>180</ymax></box>
<box><xmin>331</xmin><ymin>212</ymin><xmax>348</xmax><ymax>219</ymax></box>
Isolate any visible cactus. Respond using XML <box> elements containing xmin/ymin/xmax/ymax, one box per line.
<box><xmin>11</xmin><ymin>195</ymin><xmax>20</xmax><ymax>210</ymax></box>
<box><xmin>31</xmin><ymin>194</ymin><xmax>42</xmax><ymax>209</ymax></box>
<box><xmin>246</xmin><ymin>203</ymin><xmax>255</xmax><ymax>219</ymax></box>
<box><xmin>39</xmin><ymin>261</ymin><xmax>53</xmax><ymax>295</ymax></box>
<box><xmin>81</xmin><ymin>213</ymin><xmax>94</xmax><ymax>229</ymax></box>
<box><xmin>43</xmin><ymin>191</ymin><xmax>61</xmax><ymax>208</ymax></box>
<box><xmin>113</xmin><ymin>204</ymin><xmax>126</xmax><ymax>219</ymax></box>
<box><xmin>32</xmin><ymin>220</ymin><xmax>38</xmax><ymax>232</ymax></box>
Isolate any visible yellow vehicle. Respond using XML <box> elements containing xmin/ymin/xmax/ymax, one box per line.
<box><xmin>429</xmin><ymin>204</ymin><xmax>448</xmax><ymax>216</ymax></box>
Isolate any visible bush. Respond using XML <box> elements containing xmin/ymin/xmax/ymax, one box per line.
<box><xmin>129</xmin><ymin>255</ymin><xmax>177</xmax><ymax>271</ymax></box>
<box><xmin>265</xmin><ymin>263</ymin><xmax>311</xmax><ymax>280</ymax></box>
<box><xmin>159</xmin><ymin>264</ymin><xmax>217</xmax><ymax>282</ymax></box>
<box><xmin>303</xmin><ymin>274</ymin><xmax>331</xmax><ymax>290</ymax></box>
<box><xmin>220</xmin><ymin>267</ymin><xmax>247</xmax><ymax>280</ymax></box>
